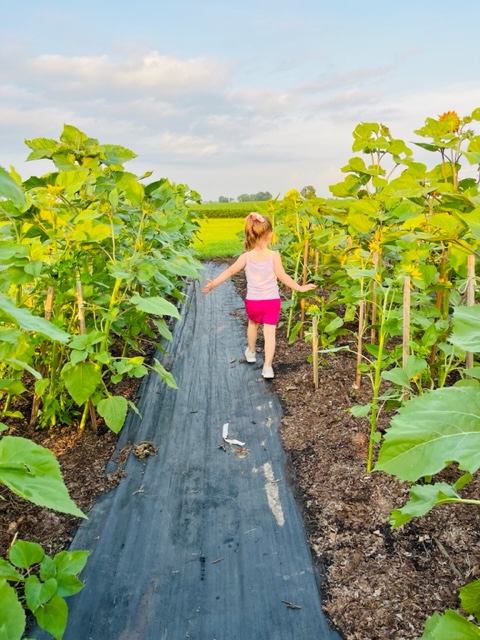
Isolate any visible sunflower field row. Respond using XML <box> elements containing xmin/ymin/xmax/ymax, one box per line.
<box><xmin>0</xmin><ymin>124</ymin><xmax>203</xmax><ymax>434</ymax></box>
<box><xmin>264</xmin><ymin>108</ymin><xmax>480</xmax><ymax>638</ymax></box>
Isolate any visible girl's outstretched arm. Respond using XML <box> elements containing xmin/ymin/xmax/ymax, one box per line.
<box><xmin>272</xmin><ymin>251</ymin><xmax>316</xmax><ymax>293</ymax></box>
<box><xmin>202</xmin><ymin>253</ymin><xmax>247</xmax><ymax>294</ymax></box>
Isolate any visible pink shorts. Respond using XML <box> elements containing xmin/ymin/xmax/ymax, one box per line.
<box><xmin>245</xmin><ymin>298</ymin><xmax>281</xmax><ymax>325</ymax></box>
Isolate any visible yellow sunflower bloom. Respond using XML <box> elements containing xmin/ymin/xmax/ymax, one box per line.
<box><xmin>438</xmin><ymin>110</ymin><xmax>461</xmax><ymax>133</ymax></box>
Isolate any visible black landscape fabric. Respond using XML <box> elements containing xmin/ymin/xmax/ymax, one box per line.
<box><xmin>33</xmin><ymin>263</ymin><xmax>343</xmax><ymax>640</ymax></box>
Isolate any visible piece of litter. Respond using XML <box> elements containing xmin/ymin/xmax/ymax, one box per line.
<box><xmin>225</xmin><ymin>438</ymin><xmax>245</xmax><ymax>446</ymax></box>
<box><xmin>222</xmin><ymin>422</ymin><xmax>245</xmax><ymax>447</ymax></box>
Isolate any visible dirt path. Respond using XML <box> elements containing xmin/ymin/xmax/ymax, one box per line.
<box><xmin>33</xmin><ymin>263</ymin><xmax>342</xmax><ymax>640</ymax></box>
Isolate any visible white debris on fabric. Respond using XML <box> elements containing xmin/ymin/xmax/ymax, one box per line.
<box><xmin>263</xmin><ymin>461</ymin><xmax>285</xmax><ymax>527</ymax></box>
<box><xmin>222</xmin><ymin>422</ymin><xmax>245</xmax><ymax>447</ymax></box>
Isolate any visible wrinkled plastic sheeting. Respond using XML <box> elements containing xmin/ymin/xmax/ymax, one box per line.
<box><xmin>32</xmin><ymin>263</ymin><xmax>343</xmax><ymax>640</ymax></box>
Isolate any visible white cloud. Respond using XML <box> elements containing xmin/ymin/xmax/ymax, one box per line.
<box><xmin>226</xmin><ymin>87</ymin><xmax>294</xmax><ymax>116</ymax></box>
<box><xmin>153</xmin><ymin>132</ymin><xmax>220</xmax><ymax>157</ymax></box>
<box><xmin>26</xmin><ymin>51</ymin><xmax>232</xmax><ymax>95</ymax></box>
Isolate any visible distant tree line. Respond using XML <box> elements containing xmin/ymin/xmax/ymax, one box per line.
<box><xmin>218</xmin><ymin>186</ymin><xmax>316</xmax><ymax>203</ymax></box>
<box><xmin>218</xmin><ymin>192</ymin><xmax>272</xmax><ymax>203</ymax></box>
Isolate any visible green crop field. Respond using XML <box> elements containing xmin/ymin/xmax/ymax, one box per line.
<box><xmin>189</xmin><ymin>201</ymin><xmax>263</xmax><ymax>218</ymax></box>
<box><xmin>192</xmin><ymin>217</ymin><xmax>244</xmax><ymax>258</ymax></box>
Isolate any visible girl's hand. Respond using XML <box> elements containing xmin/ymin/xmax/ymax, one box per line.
<box><xmin>202</xmin><ymin>280</ymin><xmax>214</xmax><ymax>294</ymax></box>
<box><xmin>299</xmin><ymin>283</ymin><xmax>316</xmax><ymax>293</ymax></box>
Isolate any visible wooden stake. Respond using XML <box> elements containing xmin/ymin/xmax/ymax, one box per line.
<box><xmin>76</xmin><ymin>277</ymin><xmax>86</xmax><ymax>334</ymax></box>
<box><xmin>312</xmin><ymin>316</ymin><xmax>319</xmax><ymax>390</ymax></box>
<box><xmin>466</xmin><ymin>254</ymin><xmax>475</xmax><ymax>371</ymax></box>
<box><xmin>45</xmin><ymin>285</ymin><xmax>54</xmax><ymax>320</ymax></box>
<box><xmin>355</xmin><ymin>300</ymin><xmax>365</xmax><ymax>390</ymax></box>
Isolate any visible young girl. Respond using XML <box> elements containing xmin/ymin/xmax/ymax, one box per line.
<box><xmin>202</xmin><ymin>212</ymin><xmax>315</xmax><ymax>379</ymax></box>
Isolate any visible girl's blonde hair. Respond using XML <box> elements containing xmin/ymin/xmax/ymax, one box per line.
<box><xmin>244</xmin><ymin>212</ymin><xmax>272</xmax><ymax>250</ymax></box>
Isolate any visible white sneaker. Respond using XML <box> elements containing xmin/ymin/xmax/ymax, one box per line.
<box><xmin>244</xmin><ymin>348</ymin><xmax>256</xmax><ymax>363</ymax></box>
<box><xmin>262</xmin><ymin>365</ymin><xmax>274</xmax><ymax>379</ymax></box>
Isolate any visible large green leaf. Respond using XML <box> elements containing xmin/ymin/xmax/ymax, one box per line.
<box><xmin>460</xmin><ymin>579</ymin><xmax>480</xmax><ymax>620</ymax></box>
<box><xmin>100</xmin><ymin>144</ymin><xmax>137</xmax><ymax>166</ymax></box>
<box><xmin>0</xmin><ymin>241</ymin><xmax>29</xmax><ymax>261</ymax></box>
<box><xmin>0</xmin><ymin>295</ymin><xmax>70</xmax><ymax>343</ymax></box>
<box><xmin>346</xmin><ymin>212</ymin><xmax>372</xmax><ymax>234</ymax></box>
<box><xmin>38</xmin><ymin>557</ymin><xmax>56</xmax><ymax>586</ymax></box>
<box><xmin>130</xmin><ymin>294</ymin><xmax>180</xmax><ymax>319</ymax></box>
<box><xmin>153</xmin><ymin>318</ymin><xmax>173</xmax><ymax>342</ymax></box>
<box><xmin>343</xmin><ymin>266</ymin><xmax>377</xmax><ymax>280</ymax></box>
<box><xmin>390</xmin><ymin>482</ymin><xmax>461</xmax><ymax>528</ymax></box>
<box><xmin>159</xmin><ymin>255</ymin><xmax>201</xmax><ymax>279</ymax></box>
<box><xmin>0</xmin><ymin>436</ymin><xmax>85</xmax><ymax>517</ymax></box>
<box><xmin>96</xmin><ymin>396</ymin><xmax>128</xmax><ymax>433</ymax></box>
<box><xmin>55</xmin><ymin>573</ymin><xmax>84</xmax><ymax>598</ymax></box>
<box><xmin>449</xmin><ymin>305</ymin><xmax>480</xmax><ymax>353</ymax></box>
<box><xmin>0</xmin><ymin>579</ymin><xmax>26</xmax><ymax>639</ymax></box>
<box><xmin>152</xmin><ymin>358</ymin><xmax>178</xmax><ymax>389</ymax></box>
<box><xmin>462</xmin><ymin>208</ymin><xmax>480</xmax><ymax>240</ymax></box>
<box><xmin>24</xmin><ymin>136</ymin><xmax>58</xmax><ymax>160</ymax></box>
<box><xmin>375</xmin><ymin>387</ymin><xmax>480</xmax><ymax>481</ymax></box>
<box><xmin>61</xmin><ymin>361</ymin><xmax>101</xmax><ymax>406</ymax></box>
<box><xmin>381</xmin><ymin>367</ymin><xmax>411</xmax><ymax>388</ymax></box>
<box><xmin>9</xmin><ymin>540</ymin><xmax>44</xmax><ymax>569</ymax></box>
<box><xmin>25</xmin><ymin>575</ymin><xmax>57</xmax><ymax>612</ymax></box>
<box><xmin>324</xmin><ymin>316</ymin><xmax>344</xmax><ymax>334</ymax></box>
<box><xmin>60</xmin><ymin>123</ymin><xmax>88</xmax><ymax>147</ymax></box>
<box><xmin>0</xmin><ymin>558</ymin><xmax>23</xmax><ymax>582</ymax></box>
<box><xmin>34</xmin><ymin>593</ymin><xmax>68</xmax><ymax>640</ymax></box>
<box><xmin>71</xmin><ymin>221</ymin><xmax>112</xmax><ymax>243</ymax></box>
<box><xmin>427</xmin><ymin>212</ymin><xmax>461</xmax><ymax>235</ymax></box>
<box><xmin>463</xmin><ymin>151</ymin><xmax>480</xmax><ymax>165</ymax></box>
<box><xmin>55</xmin><ymin>169</ymin><xmax>88</xmax><ymax>196</ymax></box>
<box><xmin>53</xmin><ymin>550</ymin><xmax>88</xmax><ymax>577</ymax></box>
<box><xmin>0</xmin><ymin>166</ymin><xmax>27</xmax><ymax>211</ymax></box>
<box><xmin>116</xmin><ymin>173</ymin><xmax>144</xmax><ymax>205</ymax></box>
<box><xmin>0</xmin><ymin>379</ymin><xmax>26</xmax><ymax>396</ymax></box>
<box><xmin>420</xmin><ymin>610</ymin><xmax>480</xmax><ymax>639</ymax></box>
<box><xmin>381</xmin><ymin>356</ymin><xmax>428</xmax><ymax>389</ymax></box>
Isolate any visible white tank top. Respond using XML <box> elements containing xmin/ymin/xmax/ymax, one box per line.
<box><xmin>245</xmin><ymin>251</ymin><xmax>280</xmax><ymax>300</ymax></box>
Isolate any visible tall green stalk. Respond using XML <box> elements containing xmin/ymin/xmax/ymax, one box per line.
<box><xmin>101</xmin><ymin>277</ymin><xmax>123</xmax><ymax>352</ymax></box>
<box><xmin>366</xmin><ymin>285</ymin><xmax>394</xmax><ymax>473</ymax></box>
<box><xmin>286</xmin><ymin>248</ymin><xmax>302</xmax><ymax>339</ymax></box>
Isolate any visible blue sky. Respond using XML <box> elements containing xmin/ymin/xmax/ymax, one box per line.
<box><xmin>1</xmin><ymin>1</ymin><xmax>479</xmax><ymax>201</ymax></box>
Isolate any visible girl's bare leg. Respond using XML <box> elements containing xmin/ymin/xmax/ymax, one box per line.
<box><xmin>263</xmin><ymin>323</ymin><xmax>276</xmax><ymax>367</ymax></box>
<box><xmin>247</xmin><ymin>320</ymin><xmax>260</xmax><ymax>353</ymax></box>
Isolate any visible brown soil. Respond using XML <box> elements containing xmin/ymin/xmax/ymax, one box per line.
<box><xmin>0</xmin><ymin>337</ymin><xmax>157</xmax><ymax>558</ymax></box>
<box><xmin>274</xmin><ymin>333</ymin><xmax>480</xmax><ymax>639</ymax></box>
<box><xmin>2</xmin><ymin>268</ymin><xmax>480</xmax><ymax>640</ymax></box>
